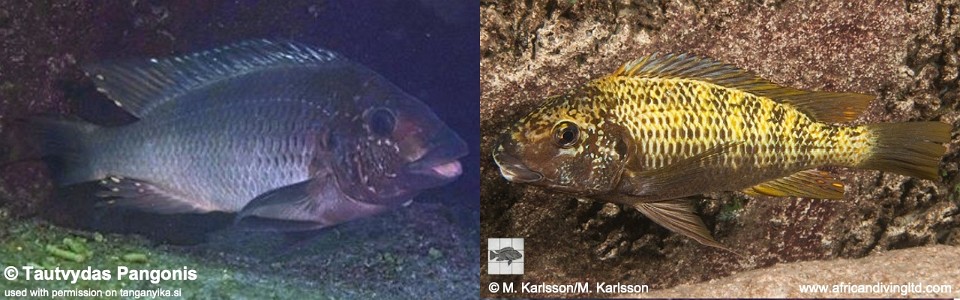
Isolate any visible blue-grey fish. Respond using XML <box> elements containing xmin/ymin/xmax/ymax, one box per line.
<box><xmin>489</xmin><ymin>247</ymin><xmax>522</xmax><ymax>265</ymax></box>
<box><xmin>34</xmin><ymin>39</ymin><xmax>467</xmax><ymax>230</ymax></box>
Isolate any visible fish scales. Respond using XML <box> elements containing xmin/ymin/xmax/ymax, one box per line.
<box><xmin>31</xmin><ymin>40</ymin><xmax>467</xmax><ymax>231</ymax></box>
<box><xmin>493</xmin><ymin>53</ymin><xmax>950</xmax><ymax>250</ymax></box>
<box><xmin>94</xmin><ymin>102</ymin><xmax>319</xmax><ymax>211</ymax></box>
<box><xmin>90</xmin><ymin>70</ymin><xmax>331</xmax><ymax>212</ymax></box>
<box><xmin>591</xmin><ymin>76</ymin><xmax>871</xmax><ymax>181</ymax></box>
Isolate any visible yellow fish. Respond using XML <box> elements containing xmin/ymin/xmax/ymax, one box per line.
<box><xmin>492</xmin><ymin>53</ymin><xmax>951</xmax><ymax>250</ymax></box>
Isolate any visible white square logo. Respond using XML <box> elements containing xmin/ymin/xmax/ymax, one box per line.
<box><xmin>487</xmin><ymin>238</ymin><xmax>524</xmax><ymax>275</ymax></box>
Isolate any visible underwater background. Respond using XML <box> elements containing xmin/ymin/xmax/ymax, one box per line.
<box><xmin>0</xmin><ymin>0</ymin><xmax>478</xmax><ymax>298</ymax></box>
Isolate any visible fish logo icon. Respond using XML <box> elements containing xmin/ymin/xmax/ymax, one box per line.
<box><xmin>487</xmin><ymin>238</ymin><xmax>524</xmax><ymax>275</ymax></box>
<box><xmin>490</xmin><ymin>247</ymin><xmax>523</xmax><ymax>265</ymax></box>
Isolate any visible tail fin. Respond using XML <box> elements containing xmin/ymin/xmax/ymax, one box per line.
<box><xmin>29</xmin><ymin>118</ymin><xmax>100</xmax><ymax>185</ymax></box>
<box><xmin>860</xmin><ymin>122</ymin><xmax>951</xmax><ymax>180</ymax></box>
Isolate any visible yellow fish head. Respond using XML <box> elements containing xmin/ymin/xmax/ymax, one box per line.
<box><xmin>492</xmin><ymin>92</ymin><xmax>634</xmax><ymax>195</ymax></box>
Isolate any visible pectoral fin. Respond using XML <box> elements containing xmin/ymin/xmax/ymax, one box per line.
<box><xmin>96</xmin><ymin>176</ymin><xmax>219</xmax><ymax>214</ymax></box>
<box><xmin>236</xmin><ymin>178</ymin><xmax>388</xmax><ymax>231</ymax></box>
<box><xmin>742</xmin><ymin>169</ymin><xmax>844</xmax><ymax>199</ymax></box>
<box><xmin>632</xmin><ymin>198</ymin><xmax>730</xmax><ymax>251</ymax></box>
<box><xmin>234</xmin><ymin>216</ymin><xmax>334</xmax><ymax>232</ymax></box>
<box><xmin>236</xmin><ymin>179</ymin><xmax>325</xmax><ymax>230</ymax></box>
<box><xmin>620</xmin><ymin>143</ymin><xmax>739</xmax><ymax>198</ymax></box>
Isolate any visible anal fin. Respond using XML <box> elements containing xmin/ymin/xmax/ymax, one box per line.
<box><xmin>742</xmin><ymin>169</ymin><xmax>844</xmax><ymax>199</ymax></box>
<box><xmin>97</xmin><ymin>176</ymin><xmax>219</xmax><ymax>214</ymax></box>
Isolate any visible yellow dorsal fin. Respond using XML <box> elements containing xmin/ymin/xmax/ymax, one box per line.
<box><xmin>742</xmin><ymin>169</ymin><xmax>845</xmax><ymax>199</ymax></box>
<box><xmin>612</xmin><ymin>53</ymin><xmax>872</xmax><ymax>123</ymax></box>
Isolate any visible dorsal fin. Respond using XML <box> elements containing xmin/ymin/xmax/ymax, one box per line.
<box><xmin>612</xmin><ymin>53</ymin><xmax>872</xmax><ymax>123</ymax></box>
<box><xmin>84</xmin><ymin>39</ymin><xmax>342</xmax><ymax>118</ymax></box>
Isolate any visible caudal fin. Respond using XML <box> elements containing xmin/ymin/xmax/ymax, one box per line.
<box><xmin>29</xmin><ymin>118</ymin><xmax>99</xmax><ymax>185</ymax></box>
<box><xmin>860</xmin><ymin>122</ymin><xmax>951</xmax><ymax>180</ymax></box>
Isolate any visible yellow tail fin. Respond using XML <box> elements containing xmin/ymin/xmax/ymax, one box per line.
<box><xmin>860</xmin><ymin>122</ymin><xmax>951</xmax><ymax>180</ymax></box>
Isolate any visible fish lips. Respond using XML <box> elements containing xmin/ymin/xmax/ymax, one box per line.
<box><xmin>403</xmin><ymin>129</ymin><xmax>468</xmax><ymax>182</ymax></box>
<box><xmin>406</xmin><ymin>157</ymin><xmax>463</xmax><ymax>180</ymax></box>
<box><xmin>491</xmin><ymin>150</ymin><xmax>543</xmax><ymax>183</ymax></box>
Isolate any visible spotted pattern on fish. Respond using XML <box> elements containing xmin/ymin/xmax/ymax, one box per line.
<box><xmin>492</xmin><ymin>53</ymin><xmax>950</xmax><ymax>250</ymax></box>
<box><xmin>588</xmin><ymin>77</ymin><xmax>873</xmax><ymax>173</ymax></box>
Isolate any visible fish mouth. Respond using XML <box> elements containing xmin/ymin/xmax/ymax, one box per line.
<box><xmin>492</xmin><ymin>148</ymin><xmax>542</xmax><ymax>183</ymax></box>
<box><xmin>404</xmin><ymin>128</ymin><xmax>467</xmax><ymax>180</ymax></box>
<box><xmin>407</xmin><ymin>159</ymin><xmax>463</xmax><ymax>179</ymax></box>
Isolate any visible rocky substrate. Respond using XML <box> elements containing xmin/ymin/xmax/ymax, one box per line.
<box><xmin>481</xmin><ymin>0</ymin><xmax>960</xmax><ymax>297</ymax></box>
<box><xmin>636</xmin><ymin>245</ymin><xmax>960</xmax><ymax>298</ymax></box>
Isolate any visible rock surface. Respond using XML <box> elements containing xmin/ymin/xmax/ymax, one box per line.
<box><xmin>481</xmin><ymin>0</ymin><xmax>960</xmax><ymax>298</ymax></box>
<box><xmin>635</xmin><ymin>245</ymin><xmax>960</xmax><ymax>298</ymax></box>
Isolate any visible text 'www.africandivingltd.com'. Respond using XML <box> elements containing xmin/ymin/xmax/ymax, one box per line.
<box><xmin>798</xmin><ymin>281</ymin><xmax>954</xmax><ymax>296</ymax></box>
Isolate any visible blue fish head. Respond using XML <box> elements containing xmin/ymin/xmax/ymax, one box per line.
<box><xmin>325</xmin><ymin>73</ymin><xmax>468</xmax><ymax>206</ymax></box>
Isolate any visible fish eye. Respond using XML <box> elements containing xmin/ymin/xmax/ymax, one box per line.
<box><xmin>367</xmin><ymin>108</ymin><xmax>397</xmax><ymax>137</ymax></box>
<box><xmin>553</xmin><ymin>121</ymin><xmax>580</xmax><ymax>148</ymax></box>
